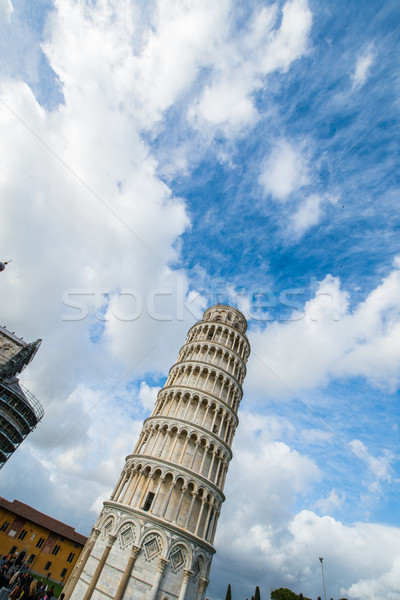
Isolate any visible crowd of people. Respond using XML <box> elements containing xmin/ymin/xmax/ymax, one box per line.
<box><xmin>0</xmin><ymin>556</ymin><xmax>64</xmax><ymax>600</ymax></box>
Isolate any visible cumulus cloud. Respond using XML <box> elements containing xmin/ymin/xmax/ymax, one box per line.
<box><xmin>213</xmin><ymin>412</ymin><xmax>400</xmax><ymax>599</ymax></box>
<box><xmin>345</xmin><ymin>556</ymin><xmax>400</xmax><ymax>600</ymax></box>
<box><xmin>188</xmin><ymin>0</ymin><xmax>312</xmax><ymax>134</ymax></box>
<box><xmin>259</xmin><ymin>138</ymin><xmax>311</xmax><ymax>201</ymax></box>
<box><xmin>247</xmin><ymin>257</ymin><xmax>400</xmax><ymax>398</ymax></box>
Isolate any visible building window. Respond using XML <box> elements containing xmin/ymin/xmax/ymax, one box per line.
<box><xmin>142</xmin><ymin>491</ymin><xmax>155</xmax><ymax>512</ymax></box>
<box><xmin>9</xmin><ymin>546</ymin><xmax>17</xmax><ymax>555</ymax></box>
<box><xmin>59</xmin><ymin>536</ymin><xmax>64</xmax><ymax>542</ymax></box>
<box><xmin>0</xmin><ymin>521</ymin><xmax>10</xmax><ymax>532</ymax></box>
<box><xmin>28</xmin><ymin>554</ymin><xmax>35</xmax><ymax>564</ymax></box>
<box><xmin>18</xmin><ymin>530</ymin><xmax>27</xmax><ymax>541</ymax></box>
<box><xmin>74</xmin><ymin>543</ymin><xmax>79</xmax><ymax>548</ymax></box>
<box><xmin>51</xmin><ymin>544</ymin><xmax>61</xmax><ymax>556</ymax></box>
<box><xmin>67</xmin><ymin>553</ymin><xmax>75</xmax><ymax>563</ymax></box>
<box><xmin>44</xmin><ymin>561</ymin><xmax>52</xmax><ymax>571</ymax></box>
<box><xmin>60</xmin><ymin>568</ymin><xmax>67</xmax><ymax>578</ymax></box>
<box><xmin>36</xmin><ymin>537</ymin><xmax>45</xmax><ymax>549</ymax></box>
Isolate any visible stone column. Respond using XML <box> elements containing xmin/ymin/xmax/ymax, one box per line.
<box><xmin>63</xmin><ymin>527</ymin><xmax>100</xmax><ymax>600</ymax></box>
<box><xmin>196</xmin><ymin>577</ymin><xmax>209</xmax><ymax>600</ymax></box>
<box><xmin>194</xmin><ymin>499</ymin><xmax>207</xmax><ymax>537</ymax></box>
<box><xmin>177</xmin><ymin>568</ymin><xmax>193</xmax><ymax>600</ymax></box>
<box><xmin>113</xmin><ymin>545</ymin><xmax>140</xmax><ymax>600</ymax></box>
<box><xmin>82</xmin><ymin>534</ymin><xmax>116</xmax><ymax>600</ymax></box>
<box><xmin>161</xmin><ymin>480</ymin><xmax>175</xmax><ymax>518</ymax></box>
<box><xmin>147</xmin><ymin>557</ymin><xmax>168</xmax><ymax>600</ymax></box>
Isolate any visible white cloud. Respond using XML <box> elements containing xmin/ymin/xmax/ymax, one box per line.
<box><xmin>290</xmin><ymin>193</ymin><xmax>338</xmax><ymax>238</ymax></box>
<box><xmin>259</xmin><ymin>138</ymin><xmax>310</xmax><ymax>201</ymax></box>
<box><xmin>0</xmin><ymin>0</ymin><xmax>13</xmax><ymax>23</ymax></box>
<box><xmin>138</xmin><ymin>381</ymin><xmax>161</xmax><ymax>411</ymax></box>
<box><xmin>188</xmin><ymin>0</ymin><xmax>312</xmax><ymax>135</ymax></box>
<box><xmin>214</xmin><ymin>412</ymin><xmax>400</xmax><ymax>598</ymax></box>
<box><xmin>247</xmin><ymin>257</ymin><xmax>400</xmax><ymax>398</ymax></box>
<box><xmin>345</xmin><ymin>556</ymin><xmax>400</xmax><ymax>600</ymax></box>
<box><xmin>349</xmin><ymin>440</ymin><xmax>393</xmax><ymax>493</ymax></box>
<box><xmin>352</xmin><ymin>46</ymin><xmax>375</xmax><ymax>90</ymax></box>
<box><xmin>312</xmin><ymin>489</ymin><xmax>345</xmax><ymax>514</ymax></box>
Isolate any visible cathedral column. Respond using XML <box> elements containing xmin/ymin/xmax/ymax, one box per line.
<box><xmin>82</xmin><ymin>534</ymin><xmax>116</xmax><ymax>600</ymax></box>
<box><xmin>126</xmin><ymin>470</ymin><xmax>142</xmax><ymax>504</ymax></box>
<box><xmin>161</xmin><ymin>479</ymin><xmax>175</xmax><ymax>518</ymax></box>
<box><xmin>202</xmin><ymin>501</ymin><xmax>214</xmax><ymax>539</ymax></box>
<box><xmin>201</xmin><ymin>403</ymin><xmax>211</xmax><ymax>427</ymax></box>
<box><xmin>167</xmin><ymin>431</ymin><xmax>180</xmax><ymax>460</ymax></box>
<box><xmin>184</xmin><ymin>491</ymin><xmax>197</xmax><ymax>529</ymax></box>
<box><xmin>199</xmin><ymin>443</ymin><xmax>209</xmax><ymax>475</ymax></box>
<box><xmin>193</xmin><ymin>397</ymin><xmax>201</xmax><ymax>422</ymax></box>
<box><xmin>190</xmin><ymin>441</ymin><xmax>200</xmax><ymax>469</ymax></box>
<box><xmin>173</xmin><ymin>486</ymin><xmax>187</xmax><ymax>523</ymax></box>
<box><xmin>147</xmin><ymin>557</ymin><xmax>169</xmax><ymax>600</ymax></box>
<box><xmin>207</xmin><ymin>451</ymin><xmax>217</xmax><ymax>479</ymax></box>
<box><xmin>196</xmin><ymin>577</ymin><xmax>209</xmax><ymax>600</ymax></box>
<box><xmin>149</xmin><ymin>428</ymin><xmax>162</xmax><ymax>454</ymax></box>
<box><xmin>158</xmin><ymin>428</ymin><xmax>170</xmax><ymax>457</ymax></box>
<box><xmin>63</xmin><ymin>527</ymin><xmax>100</xmax><ymax>600</ymax></box>
<box><xmin>110</xmin><ymin>471</ymin><xmax>125</xmax><ymax>501</ymax></box>
<box><xmin>112</xmin><ymin>472</ymin><xmax>128</xmax><ymax>502</ymax></box>
<box><xmin>113</xmin><ymin>545</ymin><xmax>140</xmax><ymax>600</ymax></box>
<box><xmin>150</xmin><ymin>476</ymin><xmax>165</xmax><ymax>513</ymax></box>
<box><xmin>194</xmin><ymin>499</ymin><xmax>207</xmax><ymax>536</ymax></box>
<box><xmin>138</xmin><ymin>472</ymin><xmax>153</xmax><ymax>507</ymax></box>
<box><xmin>177</xmin><ymin>569</ymin><xmax>193</xmax><ymax>600</ymax></box>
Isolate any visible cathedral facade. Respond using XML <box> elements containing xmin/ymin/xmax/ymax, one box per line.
<box><xmin>64</xmin><ymin>304</ymin><xmax>250</xmax><ymax>600</ymax></box>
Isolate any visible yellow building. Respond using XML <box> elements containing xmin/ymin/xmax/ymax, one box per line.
<box><xmin>0</xmin><ymin>497</ymin><xmax>87</xmax><ymax>584</ymax></box>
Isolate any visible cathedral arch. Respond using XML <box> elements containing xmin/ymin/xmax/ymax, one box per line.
<box><xmin>140</xmin><ymin>530</ymin><xmax>166</xmax><ymax>562</ymax></box>
<box><xmin>168</xmin><ymin>540</ymin><xmax>191</xmax><ymax>572</ymax></box>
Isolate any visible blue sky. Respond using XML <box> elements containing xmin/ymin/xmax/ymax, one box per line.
<box><xmin>1</xmin><ymin>0</ymin><xmax>400</xmax><ymax>599</ymax></box>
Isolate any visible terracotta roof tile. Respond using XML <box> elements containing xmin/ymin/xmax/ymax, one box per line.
<box><xmin>0</xmin><ymin>497</ymin><xmax>87</xmax><ymax>546</ymax></box>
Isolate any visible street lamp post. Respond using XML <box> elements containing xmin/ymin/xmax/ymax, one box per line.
<box><xmin>319</xmin><ymin>557</ymin><xmax>327</xmax><ymax>600</ymax></box>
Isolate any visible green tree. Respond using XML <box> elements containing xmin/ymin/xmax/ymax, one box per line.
<box><xmin>225</xmin><ymin>584</ymin><xmax>232</xmax><ymax>600</ymax></box>
<box><xmin>270</xmin><ymin>588</ymin><xmax>312</xmax><ymax>600</ymax></box>
<box><xmin>255</xmin><ymin>586</ymin><xmax>261</xmax><ymax>600</ymax></box>
<box><xmin>271</xmin><ymin>589</ymin><xmax>298</xmax><ymax>600</ymax></box>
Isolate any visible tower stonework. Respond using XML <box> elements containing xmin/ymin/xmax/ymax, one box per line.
<box><xmin>65</xmin><ymin>305</ymin><xmax>250</xmax><ymax>600</ymax></box>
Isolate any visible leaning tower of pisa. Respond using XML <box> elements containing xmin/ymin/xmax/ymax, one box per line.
<box><xmin>65</xmin><ymin>304</ymin><xmax>250</xmax><ymax>600</ymax></box>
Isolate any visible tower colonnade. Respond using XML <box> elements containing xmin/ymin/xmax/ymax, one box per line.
<box><xmin>65</xmin><ymin>305</ymin><xmax>250</xmax><ymax>600</ymax></box>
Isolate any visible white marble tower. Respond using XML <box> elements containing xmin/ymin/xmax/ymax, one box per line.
<box><xmin>65</xmin><ymin>304</ymin><xmax>250</xmax><ymax>600</ymax></box>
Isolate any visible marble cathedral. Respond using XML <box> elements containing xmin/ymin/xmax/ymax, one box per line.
<box><xmin>64</xmin><ymin>304</ymin><xmax>250</xmax><ymax>600</ymax></box>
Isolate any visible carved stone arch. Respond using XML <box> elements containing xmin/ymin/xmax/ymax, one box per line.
<box><xmin>152</xmin><ymin>466</ymin><xmax>163</xmax><ymax>479</ymax></box>
<box><xmin>173</xmin><ymin>474</ymin><xmax>187</xmax><ymax>490</ymax></box>
<box><xmin>191</xmin><ymin>552</ymin><xmax>206</xmax><ymax>582</ymax></box>
<box><xmin>142</xmin><ymin>464</ymin><xmax>153</xmax><ymax>477</ymax></box>
<box><xmin>168</xmin><ymin>539</ymin><xmax>192</xmax><ymax>573</ymax></box>
<box><xmin>189</xmin><ymin>430</ymin><xmax>200</xmax><ymax>444</ymax></box>
<box><xmin>208</xmin><ymin>441</ymin><xmax>218</xmax><ymax>454</ymax></box>
<box><xmin>169</xmin><ymin>424</ymin><xmax>179</xmax><ymax>436</ymax></box>
<box><xmin>100</xmin><ymin>513</ymin><xmax>116</xmax><ymax>539</ymax></box>
<box><xmin>140</xmin><ymin>527</ymin><xmax>167</xmax><ymax>562</ymax></box>
<box><xmin>197</xmin><ymin>486</ymin><xmax>207</xmax><ymax>500</ymax></box>
<box><xmin>160</xmin><ymin>422</ymin><xmax>169</xmax><ymax>434</ymax></box>
<box><xmin>179</xmin><ymin>425</ymin><xmax>190</xmax><ymax>437</ymax></box>
<box><xmin>163</xmin><ymin>468</ymin><xmax>175</xmax><ymax>481</ymax></box>
<box><xmin>116</xmin><ymin>519</ymin><xmax>139</xmax><ymax>549</ymax></box>
<box><xmin>187</xmin><ymin>479</ymin><xmax>197</xmax><ymax>494</ymax></box>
